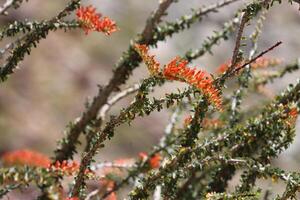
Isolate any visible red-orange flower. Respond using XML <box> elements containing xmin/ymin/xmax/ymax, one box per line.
<box><xmin>286</xmin><ymin>107</ymin><xmax>298</xmax><ymax>126</ymax></box>
<box><xmin>1</xmin><ymin>149</ymin><xmax>51</xmax><ymax>168</ymax></box>
<box><xmin>149</xmin><ymin>153</ymin><xmax>161</xmax><ymax>169</ymax></box>
<box><xmin>163</xmin><ymin>57</ymin><xmax>222</xmax><ymax>110</ymax></box>
<box><xmin>49</xmin><ymin>160</ymin><xmax>80</xmax><ymax>175</ymax></box>
<box><xmin>216</xmin><ymin>60</ymin><xmax>232</xmax><ymax>74</ymax></box>
<box><xmin>138</xmin><ymin>152</ymin><xmax>161</xmax><ymax>169</ymax></box>
<box><xmin>76</xmin><ymin>5</ymin><xmax>117</xmax><ymax>35</ymax></box>
<box><xmin>134</xmin><ymin>44</ymin><xmax>160</xmax><ymax>76</ymax></box>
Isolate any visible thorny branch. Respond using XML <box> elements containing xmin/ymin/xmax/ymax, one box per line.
<box><xmin>1</xmin><ymin>0</ymin><xmax>299</xmax><ymax>199</ymax></box>
<box><xmin>99</xmin><ymin>83</ymin><xmax>140</xmax><ymax>121</ymax></box>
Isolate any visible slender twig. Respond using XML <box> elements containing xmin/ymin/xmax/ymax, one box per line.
<box><xmin>253</xmin><ymin>58</ymin><xmax>300</xmax><ymax>86</ymax></box>
<box><xmin>228</xmin><ymin>9</ymin><xmax>268</xmax><ymax>127</ymax></box>
<box><xmin>0</xmin><ymin>20</ymin><xmax>79</xmax><ymax>59</ymax></box>
<box><xmin>229</xmin><ymin>11</ymin><xmax>250</xmax><ymax>74</ymax></box>
<box><xmin>159</xmin><ymin>106</ymin><xmax>181</xmax><ymax>148</ymax></box>
<box><xmin>90</xmin><ymin>161</ymin><xmax>135</xmax><ymax>171</ymax></box>
<box><xmin>232</xmin><ymin>41</ymin><xmax>282</xmax><ymax>74</ymax></box>
<box><xmin>85</xmin><ymin>83</ymin><xmax>140</xmax><ymax>151</ymax></box>
<box><xmin>216</xmin><ymin>41</ymin><xmax>283</xmax><ymax>83</ymax></box>
<box><xmin>99</xmin><ymin>83</ymin><xmax>140</xmax><ymax>120</ymax></box>
<box><xmin>84</xmin><ymin>189</ymin><xmax>99</xmax><ymax>200</ymax></box>
<box><xmin>141</xmin><ymin>0</ymin><xmax>175</xmax><ymax>43</ymax></box>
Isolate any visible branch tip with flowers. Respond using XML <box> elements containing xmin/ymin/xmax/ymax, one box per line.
<box><xmin>135</xmin><ymin>44</ymin><xmax>223</xmax><ymax>110</ymax></box>
<box><xmin>76</xmin><ymin>5</ymin><xmax>118</xmax><ymax>35</ymax></box>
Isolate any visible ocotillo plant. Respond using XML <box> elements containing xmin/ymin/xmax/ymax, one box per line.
<box><xmin>0</xmin><ymin>0</ymin><xmax>300</xmax><ymax>199</ymax></box>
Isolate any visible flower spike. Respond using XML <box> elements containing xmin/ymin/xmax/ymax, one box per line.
<box><xmin>164</xmin><ymin>57</ymin><xmax>222</xmax><ymax>110</ymax></box>
<box><xmin>134</xmin><ymin>44</ymin><xmax>160</xmax><ymax>76</ymax></box>
<box><xmin>76</xmin><ymin>5</ymin><xmax>118</xmax><ymax>35</ymax></box>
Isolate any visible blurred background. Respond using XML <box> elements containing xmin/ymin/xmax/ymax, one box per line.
<box><xmin>0</xmin><ymin>0</ymin><xmax>299</xmax><ymax>199</ymax></box>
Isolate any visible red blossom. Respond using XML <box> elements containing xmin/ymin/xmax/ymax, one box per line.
<box><xmin>216</xmin><ymin>60</ymin><xmax>232</xmax><ymax>74</ymax></box>
<box><xmin>1</xmin><ymin>149</ymin><xmax>51</xmax><ymax>168</ymax></box>
<box><xmin>76</xmin><ymin>5</ymin><xmax>117</xmax><ymax>35</ymax></box>
<box><xmin>49</xmin><ymin>160</ymin><xmax>94</xmax><ymax>176</ymax></box>
<box><xmin>163</xmin><ymin>57</ymin><xmax>222</xmax><ymax>110</ymax></box>
<box><xmin>138</xmin><ymin>152</ymin><xmax>161</xmax><ymax>169</ymax></box>
<box><xmin>49</xmin><ymin>160</ymin><xmax>80</xmax><ymax>175</ymax></box>
<box><xmin>289</xmin><ymin>107</ymin><xmax>298</xmax><ymax>118</ymax></box>
<box><xmin>149</xmin><ymin>153</ymin><xmax>161</xmax><ymax>169</ymax></box>
<box><xmin>286</xmin><ymin>107</ymin><xmax>298</xmax><ymax>126</ymax></box>
<box><xmin>134</xmin><ymin>44</ymin><xmax>160</xmax><ymax>76</ymax></box>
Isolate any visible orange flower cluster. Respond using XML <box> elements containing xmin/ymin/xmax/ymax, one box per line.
<box><xmin>134</xmin><ymin>44</ymin><xmax>222</xmax><ymax>109</ymax></box>
<box><xmin>50</xmin><ymin>161</ymin><xmax>95</xmax><ymax>177</ymax></box>
<box><xmin>163</xmin><ymin>57</ymin><xmax>222</xmax><ymax>110</ymax></box>
<box><xmin>49</xmin><ymin>160</ymin><xmax>80</xmax><ymax>175</ymax></box>
<box><xmin>76</xmin><ymin>5</ymin><xmax>117</xmax><ymax>35</ymax></box>
<box><xmin>216</xmin><ymin>60</ymin><xmax>232</xmax><ymax>75</ymax></box>
<box><xmin>286</xmin><ymin>107</ymin><xmax>298</xmax><ymax>126</ymax></box>
<box><xmin>216</xmin><ymin>57</ymin><xmax>282</xmax><ymax>74</ymax></box>
<box><xmin>134</xmin><ymin>44</ymin><xmax>160</xmax><ymax>76</ymax></box>
<box><xmin>138</xmin><ymin>152</ymin><xmax>161</xmax><ymax>169</ymax></box>
<box><xmin>1</xmin><ymin>149</ymin><xmax>51</xmax><ymax>168</ymax></box>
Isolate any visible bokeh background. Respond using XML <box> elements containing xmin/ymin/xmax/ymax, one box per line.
<box><xmin>0</xmin><ymin>0</ymin><xmax>299</xmax><ymax>199</ymax></box>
